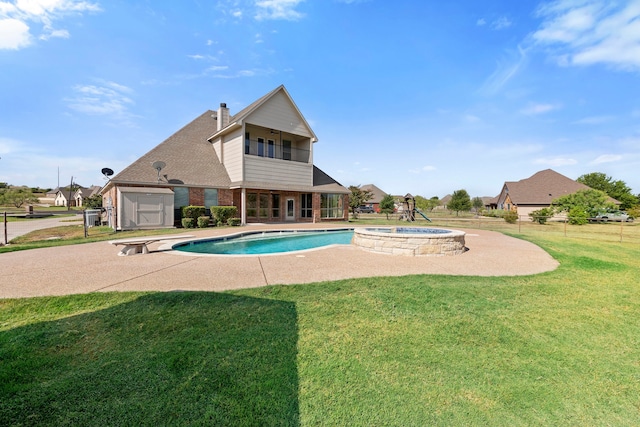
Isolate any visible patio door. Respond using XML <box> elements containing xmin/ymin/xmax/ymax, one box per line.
<box><xmin>286</xmin><ymin>198</ymin><xmax>295</xmax><ymax>221</ymax></box>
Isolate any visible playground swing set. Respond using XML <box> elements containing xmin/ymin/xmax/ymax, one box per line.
<box><xmin>399</xmin><ymin>193</ymin><xmax>431</xmax><ymax>222</ymax></box>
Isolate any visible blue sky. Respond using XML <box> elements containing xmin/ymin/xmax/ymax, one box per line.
<box><xmin>1</xmin><ymin>0</ymin><xmax>639</xmax><ymax>198</ymax></box>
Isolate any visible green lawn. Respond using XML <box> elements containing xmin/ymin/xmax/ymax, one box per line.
<box><xmin>1</xmin><ymin>230</ymin><xmax>640</xmax><ymax>425</ymax></box>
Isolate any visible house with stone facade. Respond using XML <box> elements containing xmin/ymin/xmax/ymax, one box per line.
<box><xmin>101</xmin><ymin>85</ymin><xmax>349</xmax><ymax>230</ymax></box>
<box><xmin>492</xmin><ymin>169</ymin><xmax>618</xmax><ymax>217</ymax></box>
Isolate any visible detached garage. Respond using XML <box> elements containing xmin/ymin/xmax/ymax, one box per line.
<box><xmin>117</xmin><ymin>187</ymin><xmax>174</xmax><ymax>230</ymax></box>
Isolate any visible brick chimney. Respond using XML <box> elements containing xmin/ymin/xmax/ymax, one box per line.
<box><xmin>217</xmin><ymin>102</ymin><xmax>229</xmax><ymax>131</ymax></box>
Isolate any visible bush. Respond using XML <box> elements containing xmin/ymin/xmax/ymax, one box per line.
<box><xmin>181</xmin><ymin>217</ymin><xmax>195</xmax><ymax>228</ymax></box>
<box><xmin>484</xmin><ymin>209</ymin><xmax>505</xmax><ymax>218</ymax></box>
<box><xmin>529</xmin><ymin>207</ymin><xmax>552</xmax><ymax>224</ymax></box>
<box><xmin>568</xmin><ymin>206</ymin><xmax>588</xmax><ymax>225</ymax></box>
<box><xmin>211</xmin><ymin>206</ymin><xmax>237</xmax><ymax>225</ymax></box>
<box><xmin>197</xmin><ymin>216</ymin><xmax>210</xmax><ymax>228</ymax></box>
<box><xmin>227</xmin><ymin>218</ymin><xmax>241</xmax><ymax>226</ymax></box>
<box><xmin>627</xmin><ymin>206</ymin><xmax>640</xmax><ymax>220</ymax></box>
<box><xmin>182</xmin><ymin>206</ymin><xmax>206</xmax><ymax>221</ymax></box>
<box><xmin>503</xmin><ymin>210</ymin><xmax>518</xmax><ymax>224</ymax></box>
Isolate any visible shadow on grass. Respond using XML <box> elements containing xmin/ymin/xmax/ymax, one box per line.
<box><xmin>0</xmin><ymin>292</ymin><xmax>299</xmax><ymax>426</ymax></box>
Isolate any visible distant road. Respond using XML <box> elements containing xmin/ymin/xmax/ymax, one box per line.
<box><xmin>3</xmin><ymin>214</ymin><xmax>83</xmax><ymax>244</ymax></box>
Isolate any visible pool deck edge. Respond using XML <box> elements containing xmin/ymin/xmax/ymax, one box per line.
<box><xmin>0</xmin><ymin>224</ymin><xmax>559</xmax><ymax>299</ymax></box>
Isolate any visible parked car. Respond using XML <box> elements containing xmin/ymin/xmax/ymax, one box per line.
<box><xmin>356</xmin><ymin>205</ymin><xmax>374</xmax><ymax>214</ymax></box>
<box><xmin>589</xmin><ymin>211</ymin><xmax>634</xmax><ymax>223</ymax></box>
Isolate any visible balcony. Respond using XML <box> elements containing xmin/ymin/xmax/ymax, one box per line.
<box><xmin>244</xmin><ymin>138</ymin><xmax>310</xmax><ymax>163</ymax></box>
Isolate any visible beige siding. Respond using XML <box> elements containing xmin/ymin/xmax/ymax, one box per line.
<box><xmin>212</xmin><ymin>138</ymin><xmax>222</xmax><ymax>161</ymax></box>
<box><xmin>244</xmin><ymin>156</ymin><xmax>313</xmax><ymax>187</ymax></box>
<box><xmin>223</xmin><ymin>131</ymin><xmax>243</xmax><ymax>183</ymax></box>
<box><xmin>246</xmin><ymin>91</ymin><xmax>312</xmax><ymax>138</ymax></box>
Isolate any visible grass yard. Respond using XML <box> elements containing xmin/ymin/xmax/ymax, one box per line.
<box><xmin>1</xmin><ymin>229</ymin><xmax>640</xmax><ymax>425</ymax></box>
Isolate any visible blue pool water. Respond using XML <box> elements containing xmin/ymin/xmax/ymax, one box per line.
<box><xmin>366</xmin><ymin>227</ymin><xmax>451</xmax><ymax>234</ymax></box>
<box><xmin>174</xmin><ymin>229</ymin><xmax>354</xmax><ymax>255</ymax></box>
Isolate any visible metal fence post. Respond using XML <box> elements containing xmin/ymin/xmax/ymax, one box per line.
<box><xmin>3</xmin><ymin>211</ymin><xmax>6</xmax><ymax>245</ymax></box>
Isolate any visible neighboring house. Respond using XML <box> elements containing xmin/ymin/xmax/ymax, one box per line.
<box><xmin>54</xmin><ymin>188</ymin><xmax>73</xmax><ymax>207</ymax></box>
<box><xmin>101</xmin><ymin>85</ymin><xmax>350</xmax><ymax>230</ymax></box>
<box><xmin>360</xmin><ymin>184</ymin><xmax>387</xmax><ymax>212</ymax></box>
<box><xmin>493</xmin><ymin>169</ymin><xmax>618</xmax><ymax>217</ymax></box>
<box><xmin>434</xmin><ymin>194</ymin><xmax>452</xmax><ymax>210</ymax></box>
<box><xmin>53</xmin><ymin>185</ymin><xmax>99</xmax><ymax>207</ymax></box>
<box><xmin>74</xmin><ymin>185</ymin><xmax>101</xmax><ymax>207</ymax></box>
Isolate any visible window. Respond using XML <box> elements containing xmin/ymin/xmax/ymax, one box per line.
<box><xmin>272</xmin><ymin>194</ymin><xmax>280</xmax><ymax>218</ymax></box>
<box><xmin>174</xmin><ymin>187</ymin><xmax>189</xmax><ymax>208</ymax></box>
<box><xmin>283</xmin><ymin>140</ymin><xmax>292</xmax><ymax>161</ymax></box>
<box><xmin>321</xmin><ymin>193</ymin><xmax>343</xmax><ymax>218</ymax></box>
<box><xmin>245</xmin><ymin>132</ymin><xmax>250</xmax><ymax>155</ymax></box>
<box><xmin>257</xmin><ymin>137</ymin><xmax>265</xmax><ymax>157</ymax></box>
<box><xmin>301</xmin><ymin>193</ymin><xmax>312</xmax><ymax>218</ymax></box>
<box><xmin>259</xmin><ymin>193</ymin><xmax>269</xmax><ymax>218</ymax></box>
<box><xmin>267</xmin><ymin>139</ymin><xmax>275</xmax><ymax>158</ymax></box>
<box><xmin>204</xmin><ymin>189</ymin><xmax>218</xmax><ymax>208</ymax></box>
<box><xmin>247</xmin><ymin>193</ymin><xmax>257</xmax><ymax>217</ymax></box>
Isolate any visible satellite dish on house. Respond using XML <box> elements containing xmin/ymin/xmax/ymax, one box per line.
<box><xmin>152</xmin><ymin>161</ymin><xmax>166</xmax><ymax>171</ymax></box>
<box><xmin>152</xmin><ymin>161</ymin><xmax>166</xmax><ymax>182</ymax></box>
<box><xmin>101</xmin><ymin>167</ymin><xmax>114</xmax><ymax>177</ymax></box>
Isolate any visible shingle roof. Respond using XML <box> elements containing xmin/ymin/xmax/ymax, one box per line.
<box><xmin>313</xmin><ymin>166</ymin><xmax>350</xmax><ymax>194</ymax></box>
<box><xmin>502</xmin><ymin>169</ymin><xmax>590</xmax><ymax>205</ymax></box>
<box><xmin>107</xmin><ymin>111</ymin><xmax>231</xmax><ymax>189</ymax></box>
<box><xmin>360</xmin><ymin>184</ymin><xmax>387</xmax><ymax>203</ymax></box>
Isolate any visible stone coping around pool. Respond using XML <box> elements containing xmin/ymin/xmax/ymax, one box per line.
<box><xmin>353</xmin><ymin>227</ymin><xmax>467</xmax><ymax>256</ymax></box>
<box><xmin>158</xmin><ymin>227</ymin><xmax>355</xmax><ymax>257</ymax></box>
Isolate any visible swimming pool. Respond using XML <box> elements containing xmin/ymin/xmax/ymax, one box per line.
<box><xmin>172</xmin><ymin>229</ymin><xmax>354</xmax><ymax>255</ymax></box>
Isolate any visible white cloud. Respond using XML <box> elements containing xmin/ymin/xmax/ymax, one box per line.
<box><xmin>65</xmin><ymin>81</ymin><xmax>136</xmax><ymax>123</ymax></box>
<box><xmin>492</xmin><ymin>16</ymin><xmax>512</xmax><ymax>30</ymax></box>
<box><xmin>479</xmin><ymin>45</ymin><xmax>528</xmax><ymax>96</ymax></box>
<box><xmin>533</xmin><ymin>156</ymin><xmax>578</xmax><ymax>166</ymax></box>
<box><xmin>0</xmin><ymin>0</ymin><xmax>101</xmax><ymax>49</ymax></box>
<box><xmin>572</xmin><ymin>115</ymin><xmax>614</xmax><ymax>124</ymax></box>
<box><xmin>520</xmin><ymin>103</ymin><xmax>561</xmax><ymax>115</ymax></box>
<box><xmin>477</xmin><ymin>16</ymin><xmax>512</xmax><ymax>30</ymax></box>
<box><xmin>0</xmin><ymin>18</ymin><xmax>30</xmax><ymax>48</ymax></box>
<box><xmin>591</xmin><ymin>154</ymin><xmax>623</xmax><ymax>164</ymax></box>
<box><xmin>255</xmin><ymin>0</ymin><xmax>305</xmax><ymax>21</ymax></box>
<box><xmin>532</xmin><ymin>0</ymin><xmax>640</xmax><ymax>71</ymax></box>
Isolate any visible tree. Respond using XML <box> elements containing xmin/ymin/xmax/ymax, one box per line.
<box><xmin>379</xmin><ymin>194</ymin><xmax>395</xmax><ymax>219</ymax></box>
<box><xmin>577</xmin><ymin>172</ymin><xmax>637</xmax><ymax>210</ymax></box>
<box><xmin>415</xmin><ymin>195</ymin><xmax>440</xmax><ymax>212</ymax></box>
<box><xmin>448</xmin><ymin>189</ymin><xmax>472</xmax><ymax>216</ymax></box>
<box><xmin>552</xmin><ymin>188</ymin><xmax>615</xmax><ymax>218</ymax></box>
<box><xmin>84</xmin><ymin>194</ymin><xmax>103</xmax><ymax>209</ymax></box>
<box><xmin>529</xmin><ymin>207</ymin><xmax>552</xmax><ymax>224</ymax></box>
<box><xmin>348</xmin><ymin>185</ymin><xmax>373</xmax><ymax>218</ymax></box>
<box><xmin>472</xmin><ymin>197</ymin><xmax>484</xmax><ymax>214</ymax></box>
<box><xmin>2</xmin><ymin>187</ymin><xmax>39</xmax><ymax>208</ymax></box>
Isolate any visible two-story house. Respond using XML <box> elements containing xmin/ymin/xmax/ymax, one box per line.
<box><xmin>101</xmin><ymin>85</ymin><xmax>350</xmax><ymax>230</ymax></box>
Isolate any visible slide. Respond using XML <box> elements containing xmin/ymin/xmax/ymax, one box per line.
<box><xmin>415</xmin><ymin>208</ymin><xmax>432</xmax><ymax>222</ymax></box>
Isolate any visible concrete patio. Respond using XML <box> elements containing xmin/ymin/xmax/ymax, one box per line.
<box><xmin>0</xmin><ymin>224</ymin><xmax>559</xmax><ymax>299</ymax></box>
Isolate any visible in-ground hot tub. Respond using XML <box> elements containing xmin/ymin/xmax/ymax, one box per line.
<box><xmin>353</xmin><ymin>227</ymin><xmax>466</xmax><ymax>256</ymax></box>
